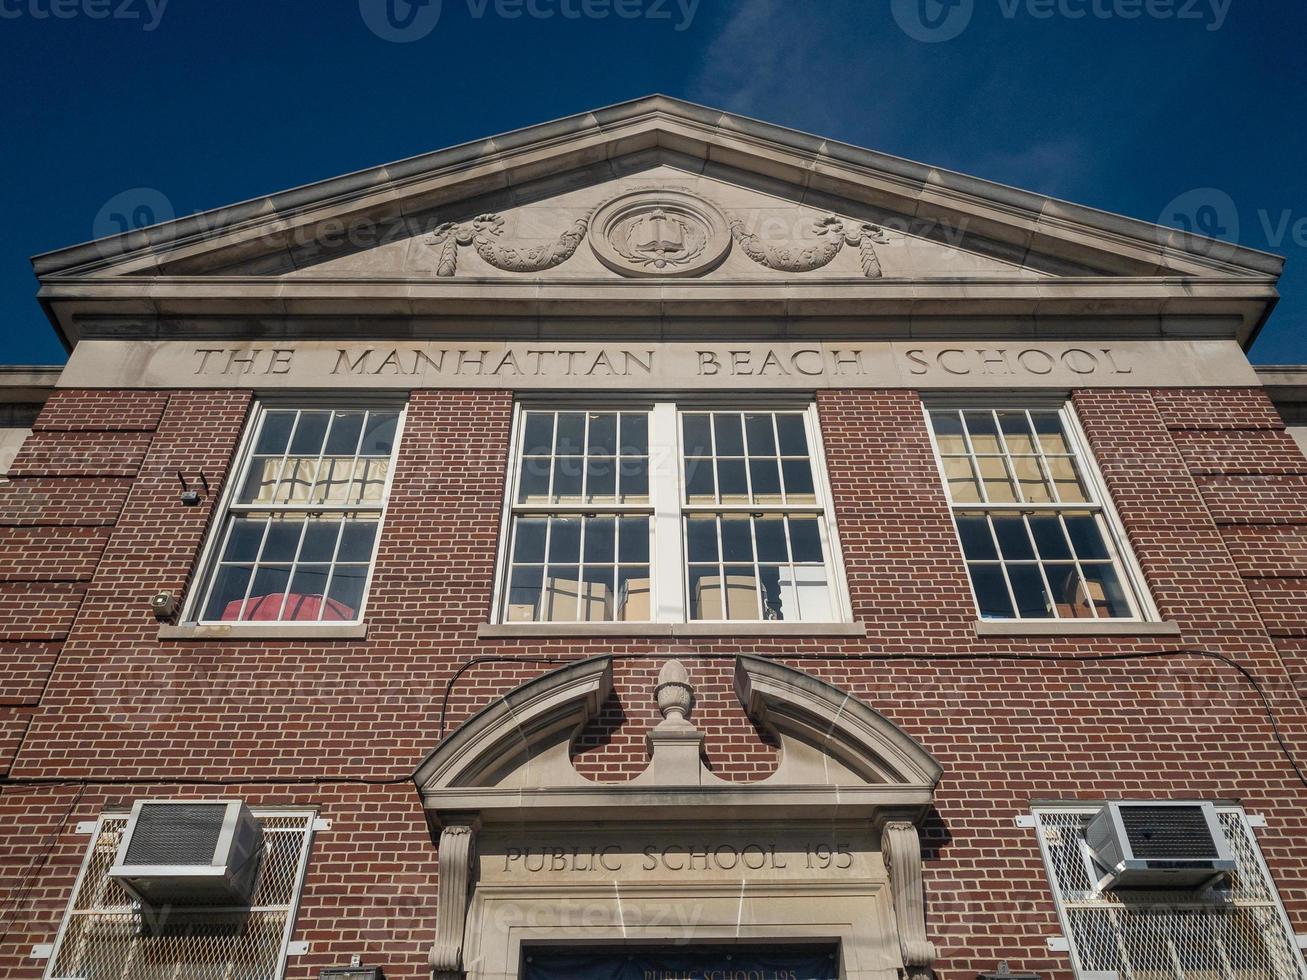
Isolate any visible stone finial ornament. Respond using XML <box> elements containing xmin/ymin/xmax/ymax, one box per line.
<box><xmin>655</xmin><ymin>659</ymin><xmax>694</xmax><ymax>721</ymax></box>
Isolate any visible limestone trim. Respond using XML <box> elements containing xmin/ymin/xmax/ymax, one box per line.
<box><xmin>881</xmin><ymin>821</ymin><xmax>936</xmax><ymax>980</ymax></box>
<box><xmin>431</xmin><ymin>817</ymin><xmax>480</xmax><ymax>980</ymax></box>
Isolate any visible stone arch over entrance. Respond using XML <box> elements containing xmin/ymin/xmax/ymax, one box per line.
<box><xmin>413</xmin><ymin>656</ymin><xmax>943</xmax><ymax>980</ymax></box>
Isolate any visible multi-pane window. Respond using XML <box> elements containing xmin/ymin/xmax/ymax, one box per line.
<box><xmin>926</xmin><ymin>405</ymin><xmax>1152</xmax><ymax>621</ymax></box>
<box><xmin>497</xmin><ymin>404</ymin><xmax>846</xmax><ymax>624</ymax></box>
<box><xmin>192</xmin><ymin>405</ymin><xmax>403</xmax><ymax>624</ymax></box>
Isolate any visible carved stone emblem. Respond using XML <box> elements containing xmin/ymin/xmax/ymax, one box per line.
<box><xmin>589</xmin><ymin>189</ymin><xmax>731</xmax><ymax>278</ymax></box>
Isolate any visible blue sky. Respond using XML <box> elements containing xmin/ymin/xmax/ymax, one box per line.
<box><xmin>1</xmin><ymin>0</ymin><xmax>1303</xmax><ymax>364</ymax></box>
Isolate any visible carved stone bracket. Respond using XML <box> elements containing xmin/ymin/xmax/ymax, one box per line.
<box><xmin>428</xmin><ymin>212</ymin><xmax>590</xmax><ymax>276</ymax></box>
<box><xmin>430</xmin><ymin>817</ymin><xmax>480</xmax><ymax>980</ymax></box>
<box><xmin>728</xmin><ymin>213</ymin><xmax>890</xmax><ymax>278</ymax></box>
<box><xmin>881</xmin><ymin>820</ymin><xmax>936</xmax><ymax>980</ymax></box>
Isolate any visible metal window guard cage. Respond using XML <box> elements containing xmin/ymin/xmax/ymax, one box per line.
<box><xmin>1032</xmin><ymin>807</ymin><xmax>1307</xmax><ymax>980</ymax></box>
<box><xmin>45</xmin><ymin>810</ymin><xmax>315</xmax><ymax>980</ymax></box>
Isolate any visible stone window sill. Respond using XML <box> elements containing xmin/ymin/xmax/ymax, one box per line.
<box><xmin>158</xmin><ymin>623</ymin><xmax>369</xmax><ymax>641</ymax></box>
<box><xmin>476</xmin><ymin>622</ymin><xmax>867</xmax><ymax>639</ymax></box>
<box><xmin>974</xmin><ymin>620</ymin><xmax>1182</xmax><ymax>638</ymax></box>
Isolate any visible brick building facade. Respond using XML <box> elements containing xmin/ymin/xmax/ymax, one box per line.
<box><xmin>1</xmin><ymin>97</ymin><xmax>1305</xmax><ymax>980</ymax></box>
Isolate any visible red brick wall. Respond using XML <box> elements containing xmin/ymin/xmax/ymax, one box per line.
<box><xmin>1</xmin><ymin>386</ymin><xmax>1305</xmax><ymax>980</ymax></box>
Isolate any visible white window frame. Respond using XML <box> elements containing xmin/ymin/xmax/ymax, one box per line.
<box><xmin>491</xmin><ymin>400</ymin><xmax>852</xmax><ymax>625</ymax></box>
<box><xmin>184</xmin><ymin>398</ymin><xmax>407</xmax><ymax>627</ymax></box>
<box><xmin>1029</xmin><ymin>803</ymin><xmax>1307</xmax><ymax>980</ymax></box>
<box><xmin>42</xmin><ymin>807</ymin><xmax>318</xmax><ymax>980</ymax></box>
<box><xmin>923</xmin><ymin>398</ymin><xmax>1159</xmax><ymax>623</ymax></box>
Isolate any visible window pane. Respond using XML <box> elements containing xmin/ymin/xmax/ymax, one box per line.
<box><xmin>686</xmin><ymin>518</ymin><xmax>718</xmax><ymax>563</ymax></box>
<box><xmin>287</xmin><ymin>566</ymin><xmax>331</xmax><ymax>621</ymax></box>
<box><xmin>942</xmin><ymin>457</ymin><xmax>981</xmax><ymax>503</ymax></box>
<box><xmin>977</xmin><ymin>457</ymin><xmax>1017</xmax><ymax>503</ymax></box>
<box><xmin>759</xmin><ymin>565</ymin><xmax>787</xmax><ymax>620</ymax></box>
<box><xmin>685</xmin><ymin>458</ymin><xmax>715</xmax><ymax>502</ymax></box>
<box><xmin>278</xmin><ymin>458</ymin><xmax>318</xmax><ymax>503</ymax></box>
<box><xmin>781</xmin><ymin>459</ymin><xmax>816</xmax><ymax>503</ymax></box>
<box><xmin>254</xmin><ymin>411</ymin><xmax>295</xmax><ymax>455</ymax></box>
<box><xmin>543</xmin><ymin>566</ymin><xmax>580</xmax><ymax>621</ymax></box>
<box><xmin>1008</xmin><ymin>565</ymin><xmax>1053</xmax><ymax>618</ymax></box>
<box><xmin>223</xmin><ymin>518</ymin><xmax>267</xmax><ymax>562</ymax></box>
<box><xmin>1046</xmin><ymin>564</ymin><xmax>1091</xmax><ymax>619</ymax></box>
<box><xmin>339</xmin><ymin>521</ymin><xmax>378</xmax><ymax>562</ymax></box>
<box><xmin>721</xmin><ymin>516</ymin><xmax>753</xmax><ymax>562</ymax></box>
<box><xmin>1064</xmin><ymin>514</ymin><xmax>1110</xmax><ymax>559</ymax></box>
<box><xmin>620</xmin><ymin>413</ymin><xmax>648</xmax><ymax>456</ymax></box>
<box><xmin>325</xmin><ymin>566</ymin><xmax>367</xmax><ymax>620</ymax></box>
<box><xmin>547</xmin><ymin>517</ymin><xmax>581</xmax><ymax>562</ymax></box>
<box><xmin>749</xmin><ymin>458</ymin><xmax>782</xmax><ymax>502</ymax></box>
<box><xmin>775</xmin><ymin>414</ymin><xmax>809</xmax><ymax>457</ymax></box>
<box><xmin>1029</xmin><ymin>515</ymin><xmax>1072</xmax><ymax>560</ymax></box>
<box><xmin>555</xmin><ymin>413</ymin><xmax>585</xmax><ymax>454</ymax></box>
<box><xmin>204</xmin><ymin>565</ymin><xmax>252</xmax><ymax>621</ymax></box>
<box><xmin>998</xmin><ymin>411</ymin><xmax>1036</xmax><ymax>454</ymax></box>
<box><xmin>1046</xmin><ymin>456</ymin><xmax>1088</xmax><ymax>503</ymax></box>
<box><xmin>714</xmin><ymin>414</ymin><xmax>745</xmax><ymax>456</ymax></box>
<box><xmin>312</xmin><ymin>458</ymin><xmax>356</xmax><ymax>505</ymax></box>
<box><xmin>587</xmin><ymin>413</ymin><xmax>617</xmax><ymax>455</ymax></box>
<box><xmin>969</xmin><ymin>565</ymin><xmax>1014</xmax><ymax>619</ymax></box>
<box><xmin>682</xmin><ymin>414</ymin><xmax>712</xmax><ymax>457</ymax></box>
<box><xmin>506</xmin><ymin>566</ymin><xmax>543</xmax><ymax>622</ymax></box>
<box><xmin>517</xmin><ymin>457</ymin><xmax>550</xmax><ymax>505</ymax></box>
<box><xmin>289</xmin><ymin>411</ymin><xmax>330</xmax><ymax>455</ymax></box>
<box><xmin>512</xmin><ymin>518</ymin><xmax>547</xmax><ymax>564</ymax></box>
<box><xmin>745</xmin><ymin>414</ymin><xmax>777</xmax><ymax>455</ymax></box>
<box><xmin>552</xmin><ymin>457</ymin><xmax>583</xmax><ymax>503</ymax></box>
<box><xmin>324</xmin><ymin>412</ymin><xmax>364</xmax><ymax>455</ymax></box>
<box><xmin>583</xmin><ymin>517</ymin><xmax>615</xmax><ymax>564</ymax></box>
<box><xmin>1081</xmin><ymin>564</ymin><xmax>1133</xmax><ymax>618</ymax></box>
<box><xmin>617</xmin><ymin>566</ymin><xmax>651</xmax><ymax>621</ymax></box>
<box><xmin>239</xmin><ymin>459</ymin><xmax>282</xmax><ymax>505</ymax></box>
<box><xmin>992</xmin><ymin>515</ymin><xmax>1035</xmax><ymax>560</ymax></box>
<box><xmin>956</xmin><ymin>515</ymin><xmax>997</xmax><ymax>560</ymax></box>
<box><xmin>619</xmin><ymin>458</ymin><xmax>649</xmax><ymax>503</ymax></box>
<box><xmin>717</xmin><ymin>458</ymin><xmax>748</xmax><ymax>503</ymax></box>
<box><xmin>1011</xmin><ymin>456</ymin><xmax>1052</xmax><ymax>503</ymax></box>
<box><xmin>618</xmin><ymin>517</ymin><xmax>650</xmax><ymax>563</ymax></box>
<box><xmin>353</xmin><ymin>458</ymin><xmax>389</xmax><ymax>504</ymax></box>
<box><xmin>522</xmin><ymin>413</ymin><xmax>554</xmax><ymax>456</ymax></box>
<box><xmin>793</xmin><ymin>565</ymin><xmax>833</xmax><ymax>621</ymax></box>
<box><xmin>360</xmin><ymin>412</ymin><xmax>398</xmax><ymax>456</ymax></box>
<box><xmin>931</xmin><ymin>411</ymin><xmax>966</xmax><ymax>454</ymax></box>
<box><xmin>688</xmin><ymin>566</ymin><xmax>722</xmax><ymax>620</ymax></box>
<box><xmin>964</xmin><ymin>411</ymin><xmax>1001</xmax><ymax>454</ymax></box>
<box><xmin>789</xmin><ymin>518</ymin><xmax>824</xmax><ymax>563</ymax></box>
<box><xmin>755</xmin><ymin>517</ymin><xmax>788</xmax><ymax>563</ymax></box>
<box><xmin>580</xmin><ymin>565</ymin><xmax>614</xmax><ymax>622</ymax></box>
<box><xmin>586</xmin><ymin>457</ymin><xmax>616</xmax><ymax>502</ymax></box>
<box><xmin>263</xmin><ymin>519</ymin><xmax>304</xmax><ymax>563</ymax></box>
<box><xmin>723</xmin><ymin>565</ymin><xmax>758</xmax><ymax>619</ymax></box>
<box><xmin>301</xmin><ymin>520</ymin><xmax>341</xmax><ymax>563</ymax></box>
<box><xmin>245</xmin><ymin>567</ymin><xmax>292</xmax><ymax>620</ymax></box>
<box><xmin>1032</xmin><ymin>413</ymin><xmax>1070</xmax><ymax>454</ymax></box>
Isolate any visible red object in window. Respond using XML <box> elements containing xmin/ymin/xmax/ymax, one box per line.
<box><xmin>221</xmin><ymin>593</ymin><xmax>355</xmax><ymax>622</ymax></box>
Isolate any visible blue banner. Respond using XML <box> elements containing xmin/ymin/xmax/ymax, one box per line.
<box><xmin>522</xmin><ymin>944</ymin><xmax>839</xmax><ymax>980</ymax></box>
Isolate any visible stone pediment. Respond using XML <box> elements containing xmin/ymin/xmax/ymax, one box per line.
<box><xmin>31</xmin><ymin>95</ymin><xmax>1283</xmax><ymax>346</ymax></box>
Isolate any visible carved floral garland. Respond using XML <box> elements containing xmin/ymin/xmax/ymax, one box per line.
<box><xmin>427</xmin><ymin>212</ymin><xmax>591</xmax><ymax>277</ymax></box>
<box><xmin>728</xmin><ymin>214</ymin><xmax>891</xmax><ymax>278</ymax></box>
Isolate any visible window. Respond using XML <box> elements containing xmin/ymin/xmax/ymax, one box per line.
<box><xmin>496</xmin><ymin>403</ymin><xmax>847</xmax><ymax>624</ymax></box>
<box><xmin>1031</xmin><ymin>804</ymin><xmax>1307</xmax><ymax>980</ymax></box>
<box><xmin>44</xmin><ymin>808</ymin><xmax>317</xmax><ymax>980</ymax></box>
<box><xmin>190</xmin><ymin>404</ymin><xmax>404</xmax><ymax>625</ymax></box>
<box><xmin>925</xmin><ymin>405</ymin><xmax>1153</xmax><ymax>622</ymax></box>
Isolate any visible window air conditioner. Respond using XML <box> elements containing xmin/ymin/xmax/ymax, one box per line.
<box><xmin>108</xmin><ymin>800</ymin><xmax>264</xmax><ymax>906</ymax></box>
<box><xmin>1085</xmin><ymin>801</ymin><xmax>1235</xmax><ymax>890</ymax></box>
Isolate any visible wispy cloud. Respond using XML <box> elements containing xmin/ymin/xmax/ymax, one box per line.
<box><xmin>970</xmin><ymin>136</ymin><xmax>1094</xmax><ymax>199</ymax></box>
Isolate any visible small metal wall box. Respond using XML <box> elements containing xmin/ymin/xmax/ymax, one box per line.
<box><xmin>319</xmin><ymin>969</ymin><xmax>383</xmax><ymax>980</ymax></box>
<box><xmin>978</xmin><ymin>963</ymin><xmax>1042</xmax><ymax>980</ymax></box>
<box><xmin>149</xmin><ymin>592</ymin><xmax>177</xmax><ymax>619</ymax></box>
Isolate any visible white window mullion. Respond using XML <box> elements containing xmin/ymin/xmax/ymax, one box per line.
<box><xmin>651</xmin><ymin>401</ymin><xmax>685</xmax><ymax>622</ymax></box>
